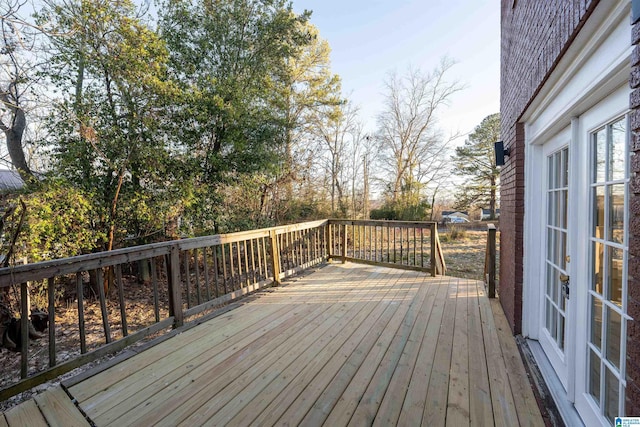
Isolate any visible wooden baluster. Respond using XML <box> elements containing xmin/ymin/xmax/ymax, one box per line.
<box><xmin>212</xmin><ymin>246</ymin><xmax>220</xmax><ymax>297</ymax></box>
<box><xmin>250</xmin><ymin>239</ymin><xmax>257</xmax><ymax>284</ymax></box>
<box><xmin>269</xmin><ymin>229</ymin><xmax>281</xmax><ymax>286</ymax></box>
<box><xmin>20</xmin><ymin>282</ymin><xmax>28</xmax><ymax>379</ymax></box>
<box><xmin>151</xmin><ymin>258</ymin><xmax>160</xmax><ymax>323</ymax></box>
<box><xmin>203</xmin><ymin>248</ymin><xmax>211</xmax><ymax>301</ymax></box>
<box><xmin>115</xmin><ymin>265</ymin><xmax>128</xmax><ymax>337</ymax></box>
<box><xmin>183</xmin><ymin>250</ymin><xmax>191</xmax><ymax>308</ymax></box>
<box><xmin>76</xmin><ymin>272</ymin><xmax>87</xmax><ymax>354</ymax></box>
<box><xmin>194</xmin><ymin>248</ymin><xmax>202</xmax><ymax>305</ymax></box>
<box><xmin>48</xmin><ymin>277</ymin><xmax>56</xmax><ymax>367</ymax></box>
<box><xmin>221</xmin><ymin>244</ymin><xmax>228</xmax><ymax>294</ymax></box>
<box><xmin>168</xmin><ymin>245</ymin><xmax>184</xmax><ymax>328</ymax></box>
<box><xmin>97</xmin><ymin>268</ymin><xmax>112</xmax><ymax>343</ymax></box>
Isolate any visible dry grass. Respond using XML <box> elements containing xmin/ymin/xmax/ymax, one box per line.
<box><xmin>440</xmin><ymin>230</ymin><xmax>500</xmax><ymax>281</ymax></box>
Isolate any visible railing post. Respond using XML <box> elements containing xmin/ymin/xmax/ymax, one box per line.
<box><xmin>430</xmin><ymin>223</ymin><xmax>437</xmax><ymax>277</ymax></box>
<box><xmin>327</xmin><ymin>223</ymin><xmax>333</xmax><ymax>259</ymax></box>
<box><xmin>269</xmin><ymin>229</ymin><xmax>281</xmax><ymax>286</ymax></box>
<box><xmin>20</xmin><ymin>282</ymin><xmax>28</xmax><ymax>379</ymax></box>
<box><xmin>341</xmin><ymin>223</ymin><xmax>347</xmax><ymax>264</ymax></box>
<box><xmin>168</xmin><ymin>245</ymin><xmax>184</xmax><ymax>328</ymax></box>
<box><xmin>487</xmin><ymin>224</ymin><xmax>497</xmax><ymax>298</ymax></box>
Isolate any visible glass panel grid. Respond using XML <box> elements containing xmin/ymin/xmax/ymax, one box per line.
<box><xmin>544</xmin><ymin>148</ymin><xmax>568</xmax><ymax>351</ymax></box>
<box><xmin>588</xmin><ymin>116</ymin><xmax>628</xmax><ymax>421</ymax></box>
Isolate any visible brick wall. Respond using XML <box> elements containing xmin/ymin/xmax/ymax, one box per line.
<box><xmin>499</xmin><ymin>0</ymin><xmax>598</xmax><ymax>334</ymax></box>
<box><xmin>627</xmin><ymin>10</ymin><xmax>640</xmax><ymax>418</ymax></box>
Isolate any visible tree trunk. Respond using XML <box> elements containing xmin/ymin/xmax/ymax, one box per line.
<box><xmin>2</xmin><ymin>103</ymin><xmax>32</xmax><ymax>181</ymax></box>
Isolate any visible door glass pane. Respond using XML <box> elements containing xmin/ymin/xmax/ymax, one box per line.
<box><xmin>555</xmin><ymin>191</ymin><xmax>564</xmax><ymax>227</ymax></box>
<box><xmin>561</xmin><ymin>148</ymin><xmax>569</xmax><ymax>187</ymax></box>
<box><xmin>591</xmin><ymin>296</ymin><xmax>602</xmax><ymax>350</ymax></box>
<box><xmin>593</xmin><ymin>242</ymin><xmax>604</xmax><ymax>294</ymax></box>
<box><xmin>610</xmin><ymin>184</ymin><xmax>625</xmax><ymax>245</ymax></box>
<box><xmin>610</xmin><ymin>118</ymin><xmax>626</xmax><ymax>181</ymax></box>
<box><xmin>558</xmin><ymin>231</ymin><xmax>566</xmax><ymax>270</ymax></box>
<box><xmin>589</xmin><ymin>349</ymin><xmax>601</xmax><ymax>401</ymax></box>
<box><xmin>547</xmin><ymin>228</ymin><xmax>555</xmax><ymax>264</ymax></box>
<box><xmin>557</xmin><ymin>312</ymin><xmax>565</xmax><ymax>350</ymax></box>
<box><xmin>605</xmin><ymin>367</ymin><xmax>619</xmax><ymax>423</ymax></box>
<box><xmin>594</xmin><ymin>129</ymin><xmax>606</xmax><ymax>183</ymax></box>
<box><xmin>561</xmin><ymin>189</ymin><xmax>568</xmax><ymax>228</ymax></box>
<box><xmin>593</xmin><ymin>186</ymin><xmax>605</xmax><ymax>239</ymax></box>
<box><xmin>554</xmin><ymin>151</ymin><xmax>561</xmax><ymax>188</ymax></box>
<box><xmin>608</xmin><ymin>247</ymin><xmax>623</xmax><ymax>306</ymax></box>
<box><xmin>606</xmin><ymin>307</ymin><xmax>621</xmax><ymax>369</ymax></box>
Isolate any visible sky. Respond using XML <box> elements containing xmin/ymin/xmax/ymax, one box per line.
<box><xmin>292</xmin><ymin>0</ymin><xmax>501</xmax><ymax>146</ymax></box>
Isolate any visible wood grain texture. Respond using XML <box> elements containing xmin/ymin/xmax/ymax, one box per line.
<box><xmin>0</xmin><ymin>263</ymin><xmax>543</xmax><ymax>427</ymax></box>
<box><xmin>33</xmin><ymin>386</ymin><xmax>89</xmax><ymax>427</ymax></box>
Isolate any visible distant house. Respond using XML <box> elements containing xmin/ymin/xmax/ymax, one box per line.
<box><xmin>0</xmin><ymin>170</ymin><xmax>25</xmax><ymax>192</ymax></box>
<box><xmin>501</xmin><ymin>0</ymin><xmax>636</xmax><ymax>423</ymax></box>
<box><xmin>480</xmin><ymin>208</ymin><xmax>500</xmax><ymax>220</ymax></box>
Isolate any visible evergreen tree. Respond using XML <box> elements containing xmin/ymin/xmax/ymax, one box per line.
<box><xmin>452</xmin><ymin>113</ymin><xmax>500</xmax><ymax>219</ymax></box>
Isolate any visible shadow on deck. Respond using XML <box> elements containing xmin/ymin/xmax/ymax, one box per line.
<box><xmin>0</xmin><ymin>263</ymin><xmax>542</xmax><ymax>426</ymax></box>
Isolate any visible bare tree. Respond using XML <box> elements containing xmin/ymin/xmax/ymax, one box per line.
<box><xmin>0</xmin><ymin>0</ymin><xmax>58</xmax><ymax>180</ymax></box>
<box><xmin>313</xmin><ymin>101</ymin><xmax>359</xmax><ymax>216</ymax></box>
<box><xmin>375</xmin><ymin>59</ymin><xmax>462</xmax><ymax>217</ymax></box>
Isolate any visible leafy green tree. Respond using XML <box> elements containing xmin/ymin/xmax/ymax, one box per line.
<box><xmin>157</xmin><ymin>0</ymin><xmax>313</xmax><ymax>232</ymax></box>
<box><xmin>452</xmin><ymin>113</ymin><xmax>500</xmax><ymax>219</ymax></box>
<box><xmin>2</xmin><ymin>180</ymin><xmax>105</xmax><ymax>263</ymax></box>
<box><xmin>275</xmin><ymin>22</ymin><xmax>343</xmax><ymax>213</ymax></box>
<box><xmin>42</xmin><ymin>0</ymin><xmax>181</xmax><ymax>250</ymax></box>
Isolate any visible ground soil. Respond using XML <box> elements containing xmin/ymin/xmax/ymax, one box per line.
<box><xmin>440</xmin><ymin>229</ymin><xmax>500</xmax><ymax>282</ymax></box>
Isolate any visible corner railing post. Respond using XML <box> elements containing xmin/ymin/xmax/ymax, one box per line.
<box><xmin>430</xmin><ymin>223</ymin><xmax>437</xmax><ymax>277</ymax></box>
<box><xmin>269</xmin><ymin>229</ymin><xmax>281</xmax><ymax>286</ymax></box>
<box><xmin>168</xmin><ymin>244</ymin><xmax>184</xmax><ymax>328</ymax></box>
<box><xmin>327</xmin><ymin>223</ymin><xmax>333</xmax><ymax>260</ymax></box>
<box><xmin>341</xmin><ymin>223</ymin><xmax>347</xmax><ymax>264</ymax></box>
<box><xmin>487</xmin><ymin>224</ymin><xmax>497</xmax><ymax>298</ymax></box>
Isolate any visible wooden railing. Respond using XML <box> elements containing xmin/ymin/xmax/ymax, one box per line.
<box><xmin>327</xmin><ymin>220</ymin><xmax>446</xmax><ymax>276</ymax></box>
<box><xmin>484</xmin><ymin>224</ymin><xmax>497</xmax><ymax>298</ymax></box>
<box><xmin>0</xmin><ymin>219</ymin><xmax>443</xmax><ymax>399</ymax></box>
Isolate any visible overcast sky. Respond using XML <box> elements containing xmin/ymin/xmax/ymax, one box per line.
<box><xmin>292</xmin><ymin>0</ymin><xmax>501</xmax><ymax>146</ymax></box>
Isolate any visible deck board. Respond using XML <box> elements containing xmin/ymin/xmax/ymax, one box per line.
<box><xmin>33</xmin><ymin>386</ymin><xmax>89</xmax><ymax>427</ymax></box>
<box><xmin>1</xmin><ymin>263</ymin><xmax>544</xmax><ymax>426</ymax></box>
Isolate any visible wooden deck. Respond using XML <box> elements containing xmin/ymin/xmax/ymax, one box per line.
<box><xmin>0</xmin><ymin>263</ymin><xmax>543</xmax><ymax>426</ymax></box>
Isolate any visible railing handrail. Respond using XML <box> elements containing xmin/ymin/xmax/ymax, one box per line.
<box><xmin>0</xmin><ymin>219</ymin><xmax>329</xmax><ymax>288</ymax></box>
<box><xmin>327</xmin><ymin>219</ymin><xmax>438</xmax><ymax>228</ymax></box>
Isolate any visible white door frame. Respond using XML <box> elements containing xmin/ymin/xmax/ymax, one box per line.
<box><xmin>537</xmin><ymin>127</ymin><xmax>572</xmax><ymax>392</ymax></box>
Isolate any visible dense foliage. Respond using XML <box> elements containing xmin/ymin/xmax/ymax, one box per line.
<box><xmin>0</xmin><ymin>0</ymin><xmax>487</xmax><ymax>265</ymax></box>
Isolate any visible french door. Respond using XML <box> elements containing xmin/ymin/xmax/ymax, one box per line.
<box><xmin>582</xmin><ymin>116</ymin><xmax>629</xmax><ymax>424</ymax></box>
<box><xmin>540</xmin><ymin>141</ymin><xmax>571</xmax><ymax>389</ymax></box>
<box><xmin>536</xmin><ymin>110</ymin><xmax>629</xmax><ymax>426</ymax></box>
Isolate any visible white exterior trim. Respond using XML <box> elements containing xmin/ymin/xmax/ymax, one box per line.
<box><xmin>521</xmin><ymin>1</ymin><xmax>631</xmax><ymax>425</ymax></box>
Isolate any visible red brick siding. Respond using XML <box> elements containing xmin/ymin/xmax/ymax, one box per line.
<box><xmin>499</xmin><ymin>0</ymin><xmax>598</xmax><ymax>334</ymax></box>
<box><xmin>628</xmin><ymin>14</ymin><xmax>640</xmax><ymax>419</ymax></box>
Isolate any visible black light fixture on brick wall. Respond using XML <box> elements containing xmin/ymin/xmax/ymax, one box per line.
<box><xmin>494</xmin><ymin>141</ymin><xmax>510</xmax><ymax>166</ymax></box>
